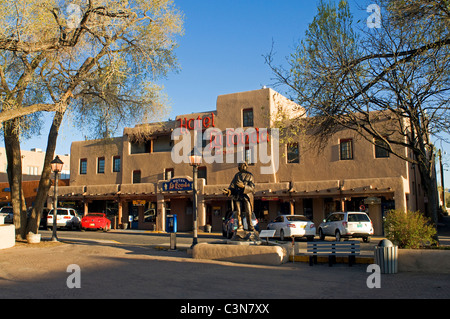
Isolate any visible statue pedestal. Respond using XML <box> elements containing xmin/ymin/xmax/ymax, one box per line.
<box><xmin>228</xmin><ymin>229</ymin><xmax>262</xmax><ymax>245</ymax></box>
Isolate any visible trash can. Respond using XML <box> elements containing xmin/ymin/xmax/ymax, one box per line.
<box><xmin>374</xmin><ymin>239</ymin><xmax>398</xmax><ymax>274</ymax></box>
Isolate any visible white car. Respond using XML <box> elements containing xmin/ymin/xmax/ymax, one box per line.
<box><xmin>267</xmin><ymin>215</ymin><xmax>316</xmax><ymax>241</ymax></box>
<box><xmin>318</xmin><ymin>212</ymin><xmax>374</xmax><ymax>242</ymax></box>
<box><xmin>47</xmin><ymin>208</ymin><xmax>81</xmax><ymax>230</ymax></box>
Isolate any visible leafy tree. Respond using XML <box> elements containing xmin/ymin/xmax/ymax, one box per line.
<box><xmin>266</xmin><ymin>0</ymin><xmax>450</xmax><ymax>226</ymax></box>
<box><xmin>0</xmin><ymin>0</ymin><xmax>183</xmax><ymax>239</ymax></box>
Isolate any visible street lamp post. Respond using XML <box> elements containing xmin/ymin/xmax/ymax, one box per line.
<box><xmin>189</xmin><ymin>150</ymin><xmax>202</xmax><ymax>248</ymax></box>
<box><xmin>50</xmin><ymin>155</ymin><xmax>64</xmax><ymax>242</ymax></box>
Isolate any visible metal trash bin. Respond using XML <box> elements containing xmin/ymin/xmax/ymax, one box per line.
<box><xmin>374</xmin><ymin>239</ymin><xmax>398</xmax><ymax>274</ymax></box>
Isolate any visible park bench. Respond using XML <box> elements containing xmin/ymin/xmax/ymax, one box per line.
<box><xmin>307</xmin><ymin>241</ymin><xmax>360</xmax><ymax>267</ymax></box>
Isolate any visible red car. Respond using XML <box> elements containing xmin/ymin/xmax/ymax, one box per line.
<box><xmin>81</xmin><ymin>213</ymin><xmax>111</xmax><ymax>232</ymax></box>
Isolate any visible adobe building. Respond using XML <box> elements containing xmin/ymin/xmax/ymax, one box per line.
<box><xmin>0</xmin><ymin>148</ymin><xmax>70</xmax><ymax>208</ymax></box>
<box><xmin>53</xmin><ymin>88</ymin><xmax>425</xmax><ymax>235</ymax></box>
<box><xmin>0</xmin><ymin>147</ymin><xmax>70</xmax><ymax>183</ymax></box>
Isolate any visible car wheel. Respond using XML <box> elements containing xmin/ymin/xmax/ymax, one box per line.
<box><xmin>363</xmin><ymin>236</ymin><xmax>371</xmax><ymax>243</ymax></box>
<box><xmin>335</xmin><ymin>230</ymin><xmax>342</xmax><ymax>242</ymax></box>
<box><xmin>280</xmin><ymin>229</ymin><xmax>286</xmax><ymax>241</ymax></box>
<box><xmin>319</xmin><ymin>229</ymin><xmax>325</xmax><ymax>240</ymax></box>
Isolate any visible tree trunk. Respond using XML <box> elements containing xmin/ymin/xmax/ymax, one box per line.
<box><xmin>416</xmin><ymin>150</ymin><xmax>439</xmax><ymax>229</ymax></box>
<box><xmin>3</xmin><ymin>120</ymin><xmax>27</xmax><ymax>240</ymax></box>
<box><xmin>26</xmin><ymin>110</ymin><xmax>65</xmax><ymax>234</ymax></box>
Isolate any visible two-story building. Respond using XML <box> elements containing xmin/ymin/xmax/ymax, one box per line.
<box><xmin>52</xmin><ymin>88</ymin><xmax>425</xmax><ymax>235</ymax></box>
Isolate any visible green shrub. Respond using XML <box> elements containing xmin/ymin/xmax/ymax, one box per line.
<box><xmin>384</xmin><ymin>209</ymin><xmax>437</xmax><ymax>249</ymax></box>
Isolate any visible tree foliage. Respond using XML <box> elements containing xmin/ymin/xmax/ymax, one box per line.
<box><xmin>384</xmin><ymin>209</ymin><xmax>437</xmax><ymax>248</ymax></box>
<box><xmin>266</xmin><ymin>0</ymin><xmax>450</xmax><ymax>225</ymax></box>
<box><xmin>0</xmin><ymin>0</ymin><xmax>183</xmax><ymax>238</ymax></box>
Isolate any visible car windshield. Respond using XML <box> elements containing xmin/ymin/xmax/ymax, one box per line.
<box><xmin>286</xmin><ymin>215</ymin><xmax>309</xmax><ymax>222</ymax></box>
<box><xmin>348</xmin><ymin>213</ymin><xmax>370</xmax><ymax>222</ymax></box>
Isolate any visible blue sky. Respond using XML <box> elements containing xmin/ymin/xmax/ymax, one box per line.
<box><xmin>19</xmin><ymin>0</ymin><xmax>450</xmax><ymax>187</ymax></box>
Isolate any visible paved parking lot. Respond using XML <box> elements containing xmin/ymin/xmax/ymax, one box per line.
<box><xmin>1</xmin><ymin>216</ymin><xmax>449</xmax><ymax>303</ymax></box>
<box><xmin>1</xmin><ymin>237</ymin><xmax>449</xmax><ymax>301</ymax></box>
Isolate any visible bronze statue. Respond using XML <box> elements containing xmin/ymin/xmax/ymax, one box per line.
<box><xmin>223</xmin><ymin>162</ymin><xmax>257</xmax><ymax>235</ymax></box>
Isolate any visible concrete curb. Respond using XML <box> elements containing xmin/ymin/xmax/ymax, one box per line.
<box><xmin>0</xmin><ymin>224</ymin><xmax>15</xmax><ymax>249</ymax></box>
<box><xmin>290</xmin><ymin>254</ymin><xmax>374</xmax><ymax>264</ymax></box>
<box><xmin>398</xmin><ymin>249</ymin><xmax>450</xmax><ymax>274</ymax></box>
<box><xmin>192</xmin><ymin>242</ymin><xmax>289</xmax><ymax>265</ymax></box>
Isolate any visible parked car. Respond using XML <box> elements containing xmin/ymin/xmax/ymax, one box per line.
<box><xmin>81</xmin><ymin>213</ymin><xmax>111</xmax><ymax>232</ymax></box>
<box><xmin>267</xmin><ymin>215</ymin><xmax>316</xmax><ymax>241</ymax></box>
<box><xmin>47</xmin><ymin>208</ymin><xmax>81</xmax><ymax>230</ymax></box>
<box><xmin>0</xmin><ymin>206</ymin><xmax>13</xmax><ymax>224</ymax></box>
<box><xmin>318</xmin><ymin>211</ymin><xmax>374</xmax><ymax>242</ymax></box>
<box><xmin>222</xmin><ymin>211</ymin><xmax>259</xmax><ymax>239</ymax></box>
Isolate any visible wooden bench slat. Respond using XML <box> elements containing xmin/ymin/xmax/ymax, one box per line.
<box><xmin>306</xmin><ymin>241</ymin><xmax>361</xmax><ymax>267</ymax></box>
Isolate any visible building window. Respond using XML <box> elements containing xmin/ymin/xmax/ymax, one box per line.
<box><xmin>130</xmin><ymin>141</ymin><xmax>151</xmax><ymax>154</ymax></box>
<box><xmin>198</xmin><ymin>166</ymin><xmax>207</xmax><ymax>184</ymax></box>
<box><xmin>245</xmin><ymin>147</ymin><xmax>256</xmax><ymax>165</ymax></box>
<box><xmin>375</xmin><ymin>138</ymin><xmax>390</xmax><ymax>158</ymax></box>
<box><xmin>153</xmin><ymin>134</ymin><xmax>173</xmax><ymax>152</ymax></box>
<box><xmin>287</xmin><ymin>143</ymin><xmax>299</xmax><ymax>163</ymax></box>
<box><xmin>28</xmin><ymin>166</ymin><xmax>39</xmax><ymax>175</ymax></box>
<box><xmin>164</xmin><ymin>168</ymin><xmax>174</xmax><ymax>180</ymax></box>
<box><xmin>113</xmin><ymin>156</ymin><xmax>121</xmax><ymax>172</ymax></box>
<box><xmin>340</xmin><ymin>139</ymin><xmax>353</xmax><ymax>160</ymax></box>
<box><xmin>132</xmin><ymin>170</ymin><xmax>141</xmax><ymax>184</ymax></box>
<box><xmin>80</xmin><ymin>158</ymin><xmax>87</xmax><ymax>174</ymax></box>
<box><xmin>242</xmin><ymin>108</ymin><xmax>254</xmax><ymax>127</ymax></box>
<box><xmin>97</xmin><ymin>157</ymin><xmax>105</xmax><ymax>174</ymax></box>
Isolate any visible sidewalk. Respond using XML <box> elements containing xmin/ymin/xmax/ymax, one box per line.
<box><xmin>1</xmin><ymin>219</ymin><xmax>449</xmax><ymax>299</ymax></box>
<box><xmin>1</xmin><ymin>239</ymin><xmax>449</xmax><ymax>299</ymax></box>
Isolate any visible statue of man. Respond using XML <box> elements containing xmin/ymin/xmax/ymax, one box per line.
<box><xmin>223</xmin><ymin>162</ymin><xmax>255</xmax><ymax>231</ymax></box>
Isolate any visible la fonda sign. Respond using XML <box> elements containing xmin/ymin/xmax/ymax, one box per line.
<box><xmin>162</xmin><ymin>178</ymin><xmax>193</xmax><ymax>192</ymax></box>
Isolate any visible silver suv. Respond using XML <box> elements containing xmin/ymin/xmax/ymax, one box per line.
<box><xmin>318</xmin><ymin>212</ymin><xmax>374</xmax><ymax>242</ymax></box>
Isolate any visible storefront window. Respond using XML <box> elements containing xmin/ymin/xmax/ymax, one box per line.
<box><xmin>144</xmin><ymin>202</ymin><xmax>157</xmax><ymax>223</ymax></box>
